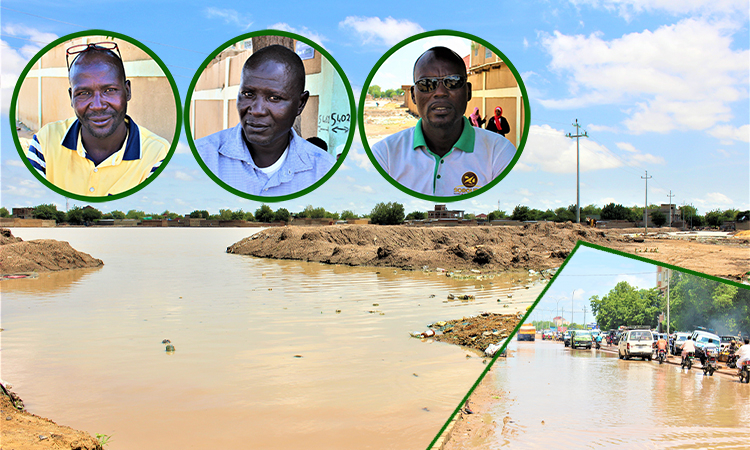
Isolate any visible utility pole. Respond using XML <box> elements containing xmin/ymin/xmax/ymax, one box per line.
<box><xmin>641</xmin><ymin>171</ymin><xmax>652</xmax><ymax>235</ymax></box>
<box><xmin>583</xmin><ymin>305</ymin><xmax>587</xmax><ymax>328</ymax></box>
<box><xmin>667</xmin><ymin>191</ymin><xmax>675</xmax><ymax>227</ymax></box>
<box><xmin>566</xmin><ymin>119</ymin><xmax>588</xmax><ymax>224</ymax></box>
<box><xmin>571</xmin><ymin>290</ymin><xmax>575</xmax><ymax>327</ymax></box>
<box><xmin>666</xmin><ymin>268</ymin><xmax>670</xmax><ymax>336</ymax></box>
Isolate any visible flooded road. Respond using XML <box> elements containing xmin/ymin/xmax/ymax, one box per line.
<box><xmin>1</xmin><ymin>228</ymin><xmax>544</xmax><ymax>449</ymax></box>
<box><xmin>491</xmin><ymin>340</ymin><xmax>750</xmax><ymax>448</ymax></box>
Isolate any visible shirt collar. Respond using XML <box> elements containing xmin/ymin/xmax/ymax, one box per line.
<box><xmin>61</xmin><ymin>115</ymin><xmax>142</xmax><ymax>161</ymax></box>
<box><xmin>412</xmin><ymin>116</ymin><xmax>476</xmax><ymax>154</ymax></box>
<box><xmin>222</xmin><ymin>124</ymin><xmax>313</xmax><ymax>177</ymax></box>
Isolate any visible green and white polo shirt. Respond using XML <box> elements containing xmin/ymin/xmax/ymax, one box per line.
<box><xmin>371</xmin><ymin>117</ymin><xmax>517</xmax><ymax>197</ymax></box>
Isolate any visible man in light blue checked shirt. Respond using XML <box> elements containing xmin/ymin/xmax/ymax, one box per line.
<box><xmin>196</xmin><ymin>45</ymin><xmax>335</xmax><ymax>196</ymax></box>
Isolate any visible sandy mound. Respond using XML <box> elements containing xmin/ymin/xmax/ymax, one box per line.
<box><xmin>227</xmin><ymin>223</ymin><xmax>621</xmax><ymax>272</ymax></box>
<box><xmin>0</xmin><ymin>228</ymin><xmax>103</xmax><ymax>274</ymax></box>
<box><xmin>432</xmin><ymin>313</ymin><xmax>523</xmax><ymax>353</ymax></box>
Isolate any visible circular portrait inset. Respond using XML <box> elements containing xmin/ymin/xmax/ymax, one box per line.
<box><xmin>359</xmin><ymin>31</ymin><xmax>529</xmax><ymax>201</ymax></box>
<box><xmin>185</xmin><ymin>31</ymin><xmax>356</xmax><ymax>201</ymax></box>
<box><xmin>11</xmin><ymin>30</ymin><xmax>181</xmax><ymax>201</ymax></box>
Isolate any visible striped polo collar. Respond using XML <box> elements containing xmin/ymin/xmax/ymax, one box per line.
<box><xmin>412</xmin><ymin>116</ymin><xmax>476</xmax><ymax>154</ymax></box>
<box><xmin>61</xmin><ymin>115</ymin><xmax>141</xmax><ymax>161</ymax></box>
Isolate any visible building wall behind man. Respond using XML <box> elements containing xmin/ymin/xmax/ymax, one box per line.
<box><xmin>190</xmin><ymin>39</ymin><xmax>349</xmax><ymax>157</ymax></box>
<box><xmin>16</xmin><ymin>36</ymin><xmax>176</xmax><ymax>140</ymax></box>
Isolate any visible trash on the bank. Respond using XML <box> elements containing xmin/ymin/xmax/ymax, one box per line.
<box><xmin>165</xmin><ymin>344</ymin><xmax>175</xmax><ymax>353</ymax></box>
<box><xmin>485</xmin><ymin>340</ymin><xmax>508</xmax><ymax>357</ymax></box>
<box><xmin>410</xmin><ymin>329</ymin><xmax>435</xmax><ymax>338</ymax></box>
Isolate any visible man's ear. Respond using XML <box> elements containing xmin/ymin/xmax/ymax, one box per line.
<box><xmin>297</xmin><ymin>90</ymin><xmax>310</xmax><ymax>115</ymax></box>
<box><xmin>410</xmin><ymin>86</ymin><xmax>416</xmax><ymax>103</ymax></box>
<box><xmin>467</xmin><ymin>82</ymin><xmax>472</xmax><ymax>102</ymax></box>
<box><xmin>125</xmin><ymin>79</ymin><xmax>131</xmax><ymax>102</ymax></box>
<box><xmin>68</xmin><ymin>87</ymin><xmax>73</xmax><ymax>106</ymax></box>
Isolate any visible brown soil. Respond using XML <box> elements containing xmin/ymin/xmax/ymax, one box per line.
<box><xmin>229</xmin><ymin>224</ymin><xmax>749</xmax><ymax>281</ymax></box>
<box><xmin>362</xmin><ymin>101</ymin><xmax>417</xmax><ymax>142</ymax></box>
<box><xmin>228</xmin><ymin>223</ymin><xmax>620</xmax><ymax>273</ymax></box>
<box><xmin>0</xmin><ymin>383</ymin><xmax>102</xmax><ymax>450</ymax></box>
<box><xmin>439</xmin><ymin>368</ymin><xmax>503</xmax><ymax>450</ymax></box>
<box><xmin>0</xmin><ymin>228</ymin><xmax>103</xmax><ymax>275</ymax></box>
<box><xmin>432</xmin><ymin>313</ymin><xmax>522</xmax><ymax>353</ymax></box>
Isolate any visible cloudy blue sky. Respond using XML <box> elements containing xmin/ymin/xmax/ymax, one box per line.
<box><xmin>529</xmin><ymin>245</ymin><xmax>660</xmax><ymax>327</ymax></box>
<box><xmin>1</xmin><ymin>0</ymin><xmax>748</xmax><ymax>217</ymax></box>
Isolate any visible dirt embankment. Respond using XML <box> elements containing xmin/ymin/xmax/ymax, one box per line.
<box><xmin>1</xmin><ymin>383</ymin><xmax>102</xmax><ymax>450</ymax></box>
<box><xmin>228</xmin><ymin>223</ymin><xmax>619</xmax><ymax>272</ymax></box>
<box><xmin>0</xmin><ymin>228</ymin><xmax>103</xmax><ymax>275</ymax></box>
<box><xmin>229</xmin><ymin>224</ymin><xmax>750</xmax><ymax>281</ymax></box>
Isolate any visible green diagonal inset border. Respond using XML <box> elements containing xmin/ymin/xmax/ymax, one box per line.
<box><xmin>425</xmin><ymin>240</ymin><xmax>749</xmax><ymax>450</ymax></box>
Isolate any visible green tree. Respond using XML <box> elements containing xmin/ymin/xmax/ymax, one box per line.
<box><xmin>488</xmin><ymin>210</ymin><xmax>507</xmax><ymax>221</ymax></box>
<box><xmin>230</xmin><ymin>209</ymin><xmax>248</xmax><ymax>221</ymax></box>
<box><xmin>370</xmin><ymin>202</ymin><xmax>405</xmax><ymax>225</ymax></box>
<box><xmin>274</xmin><ymin>208</ymin><xmax>290</xmax><ymax>223</ymax></box>
<box><xmin>368</xmin><ymin>85</ymin><xmax>383</xmax><ymax>98</ymax></box>
<box><xmin>109</xmin><ymin>210</ymin><xmax>125</xmax><ymax>219</ymax></box>
<box><xmin>161</xmin><ymin>210</ymin><xmax>180</xmax><ymax>220</ymax></box>
<box><xmin>0</xmin><ymin>207</ymin><xmax>9</xmax><ymax>218</ymax></box>
<box><xmin>405</xmin><ymin>210</ymin><xmax>426</xmax><ymax>220</ymax></box>
<box><xmin>601</xmin><ymin>203</ymin><xmax>632</xmax><ymax>221</ymax></box>
<box><xmin>218</xmin><ymin>209</ymin><xmax>233</xmax><ymax>221</ymax></box>
<box><xmin>126</xmin><ymin>210</ymin><xmax>146</xmax><ymax>220</ymax></box>
<box><xmin>190</xmin><ymin>210</ymin><xmax>209</xmax><ymax>219</ymax></box>
<box><xmin>705</xmin><ymin>209</ymin><xmax>724</xmax><ymax>227</ymax></box>
<box><xmin>82</xmin><ymin>207</ymin><xmax>103</xmax><ymax>223</ymax></box>
<box><xmin>511</xmin><ymin>205</ymin><xmax>532</xmax><ymax>221</ymax></box>
<box><xmin>340</xmin><ymin>210</ymin><xmax>358</xmax><ymax>220</ymax></box>
<box><xmin>590</xmin><ymin>281</ymin><xmax>661</xmax><ymax>330</ymax></box>
<box><xmin>255</xmin><ymin>204</ymin><xmax>275</xmax><ymax>223</ymax></box>
<box><xmin>299</xmin><ymin>205</ymin><xmax>327</xmax><ymax>219</ymax></box>
<box><xmin>464</xmin><ymin>213</ymin><xmax>476</xmax><ymax>220</ymax></box>
<box><xmin>582</xmin><ymin>204</ymin><xmax>602</xmax><ymax>217</ymax></box>
<box><xmin>66</xmin><ymin>206</ymin><xmax>85</xmax><ymax>225</ymax></box>
<box><xmin>554</xmin><ymin>206</ymin><xmax>575</xmax><ymax>222</ymax></box>
<box><xmin>650</xmin><ymin>209</ymin><xmax>666</xmax><ymax>227</ymax></box>
<box><xmin>669</xmin><ymin>271</ymin><xmax>749</xmax><ymax>334</ymax></box>
<box><xmin>538</xmin><ymin>209</ymin><xmax>557</xmax><ymax>222</ymax></box>
<box><xmin>33</xmin><ymin>204</ymin><xmax>60</xmax><ymax>221</ymax></box>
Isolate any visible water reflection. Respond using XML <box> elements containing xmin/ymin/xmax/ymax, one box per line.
<box><xmin>492</xmin><ymin>341</ymin><xmax>750</xmax><ymax>449</ymax></box>
<box><xmin>3</xmin><ymin>228</ymin><xmax>544</xmax><ymax>450</ymax></box>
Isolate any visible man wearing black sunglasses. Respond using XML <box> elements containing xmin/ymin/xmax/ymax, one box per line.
<box><xmin>27</xmin><ymin>43</ymin><xmax>169</xmax><ymax>196</ymax></box>
<box><xmin>371</xmin><ymin>46</ymin><xmax>517</xmax><ymax>197</ymax></box>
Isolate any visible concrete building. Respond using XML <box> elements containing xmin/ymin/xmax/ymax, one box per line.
<box><xmin>189</xmin><ymin>37</ymin><xmax>350</xmax><ymax>158</ymax></box>
<box><xmin>16</xmin><ymin>35</ymin><xmax>176</xmax><ymax>141</ymax></box>
<box><xmin>428</xmin><ymin>204</ymin><xmax>464</xmax><ymax>220</ymax></box>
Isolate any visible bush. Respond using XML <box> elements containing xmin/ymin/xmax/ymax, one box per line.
<box><xmin>370</xmin><ymin>202</ymin><xmax>404</xmax><ymax>225</ymax></box>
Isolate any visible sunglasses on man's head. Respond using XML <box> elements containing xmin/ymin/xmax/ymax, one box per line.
<box><xmin>414</xmin><ymin>75</ymin><xmax>466</xmax><ymax>93</ymax></box>
<box><xmin>65</xmin><ymin>42</ymin><xmax>122</xmax><ymax>71</ymax></box>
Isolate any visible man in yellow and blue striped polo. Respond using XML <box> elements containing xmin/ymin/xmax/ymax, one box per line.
<box><xmin>27</xmin><ymin>43</ymin><xmax>168</xmax><ymax>197</ymax></box>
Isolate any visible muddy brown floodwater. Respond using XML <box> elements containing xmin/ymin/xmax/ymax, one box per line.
<box><xmin>482</xmin><ymin>340</ymin><xmax>750</xmax><ymax>448</ymax></box>
<box><xmin>2</xmin><ymin>228</ymin><xmax>544</xmax><ymax>450</ymax></box>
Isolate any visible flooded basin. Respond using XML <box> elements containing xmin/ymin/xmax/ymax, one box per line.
<box><xmin>1</xmin><ymin>228</ymin><xmax>544</xmax><ymax>449</ymax></box>
<box><xmin>490</xmin><ymin>340</ymin><xmax>750</xmax><ymax>448</ymax></box>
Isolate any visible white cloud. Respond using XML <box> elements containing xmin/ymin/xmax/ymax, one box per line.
<box><xmin>174</xmin><ymin>141</ymin><xmax>191</xmax><ymax>155</ymax></box>
<box><xmin>701</xmin><ymin>192</ymin><xmax>733</xmax><ymax>205</ymax></box>
<box><xmin>570</xmin><ymin>0</ymin><xmax>748</xmax><ymax>21</ymax></box>
<box><xmin>204</xmin><ymin>8</ymin><xmax>253</xmax><ymax>29</ymax></box>
<box><xmin>268</xmin><ymin>23</ymin><xmax>326</xmax><ymax>47</ymax></box>
<box><xmin>523</xmin><ymin>38</ymin><xmax>529</xmax><ymax>49</ymax></box>
<box><xmin>708</xmin><ymin>124</ymin><xmax>749</xmax><ymax>143</ymax></box>
<box><xmin>347</xmin><ymin>146</ymin><xmax>373</xmax><ymax>171</ymax></box>
<box><xmin>519</xmin><ymin>124</ymin><xmax>622</xmax><ymax>173</ymax></box>
<box><xmin>1</xmin><ymin>25</ymin><xmax>58</xmax><ymax>115</ymax></box>
<box><xmin>616</xmin><ymin>142</ymin><xmax>637</xmax><ymax>153</ymax></box>
<box><xmin>174</xmin><ymin>171</ymin><xmax>194</xmax><ymax>181</ymax></box>
<box><xmin>5</xmin><ymin>160</ymin><xmax>25</xmax><ymax>167</ymax></box>
<box><xmin>339</xmin><ymin>16</ymin><xmax>424</xmax><ymax>47</ymax></box>
<box><xmin>516</xmin><ymin>188</ymin><xmax>533</xmax><ymax>196</ymax></box>
<box><xmin>538</xmin><ymin>19</ymin><xmax>748</xmax><ymax>135</ymax></box>
<box><xmin>352</xmin><ymin>185</ymin><xmax>375</xmax><ymax>193</ymax></box>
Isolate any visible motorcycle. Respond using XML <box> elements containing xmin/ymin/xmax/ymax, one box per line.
<box><xmin>740</xmin><ymin>360</ymin><xmax>750</xmax><ymax>384</ymax></box>
<box><xmin>681</xmin><ymin>352</ymin><xmax>694</xmax><ymax>370</ymax></box>
<box><xmin>703</xmin><ymin>346</ymin><xmax>718</xmax><ymax>376</ymax></box>
<box><xmin>657</xmin><ymin>348</ymin><xmax>667</xmax><ymax>364</ymax></box>
<box><xmin>727</xmin><ymin>352</ymin><xmax>738</xmax><ymax>369</ymax></box>
<box><xmin>595</xmin><ymin>339</ymin><xmax>601</xmax><ymax>350</ymax></box>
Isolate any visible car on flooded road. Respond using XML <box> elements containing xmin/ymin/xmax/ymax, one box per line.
<box><xmin>690</xmin><ymin>330</ymin><xmax>721</xmax><ymax>366</ymax></box>
<box><xmin>571</xmin><ymin>330</ymin><xmax>593</xmax><ymax>350</ymax></box>
<box><xmin>618</xmin><ymin>329</ymin><xmax>654</xmax><ymax>361</ymax></box>
<box><xmin>671</xmin><ymin>332</ymin><xmax>691</xmax><ymax>355</ymax></box>
<box><xmin>564</xmin><ymin>331</ymin><xmax>572</xmax><ymax>347</ymax></box>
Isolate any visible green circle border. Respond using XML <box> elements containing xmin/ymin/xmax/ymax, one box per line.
<box><xmin>184</xmin><ymin>30</ymin><xmax>356</xmax><ymax>202</ymax></box>
<box><xmin>9</xmin><ymin>29</ymin><xmax>183</xmax><ymax>203</ymax></box>
<box><xmin>358</xmin><ymin>29</ymin><xmax>531</xmax><ymax>203</ymax></box>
